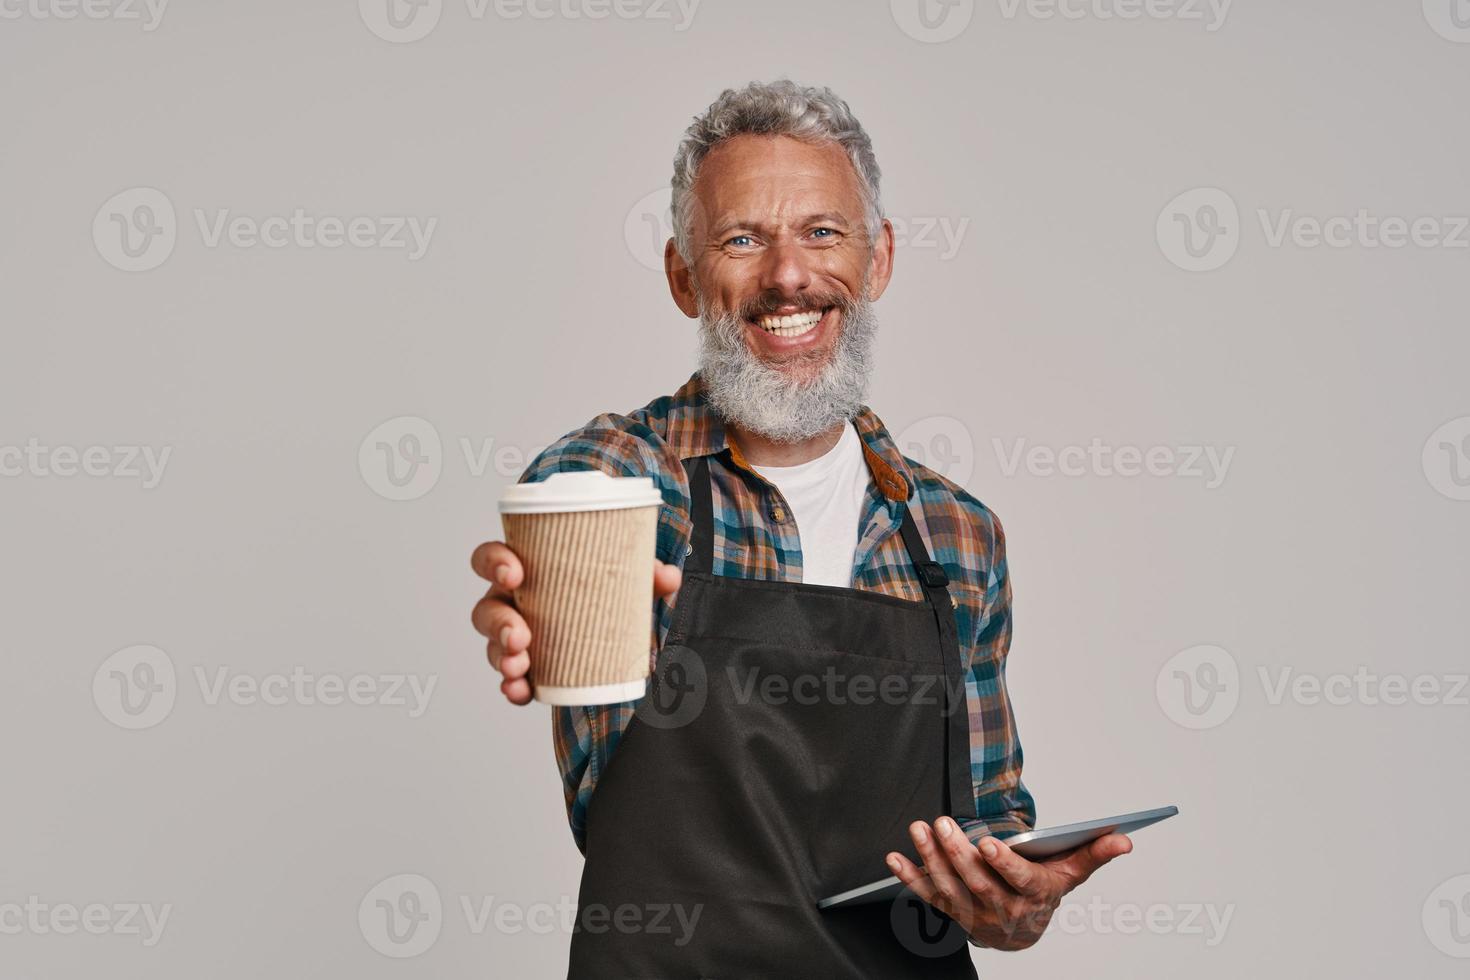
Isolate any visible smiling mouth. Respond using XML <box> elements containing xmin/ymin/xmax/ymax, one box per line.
<box><xmin>748</xmin><ymin>306</ymin><xmax>835</xmax><ymax>339</ymax></box>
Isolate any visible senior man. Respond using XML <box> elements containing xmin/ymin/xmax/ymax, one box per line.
<box><xmin>470</xmin><ymin>79</ymin><xmax>1131</xmax><ymax>977</ymax></box>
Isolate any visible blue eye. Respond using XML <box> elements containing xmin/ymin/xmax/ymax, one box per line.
<box><xmin>811</xmin><ymin>228</ymin><xmax>835</xmax><ymax>239</ymax></box>
<box><xmin>726</xmin><ymin>235</ymin><xmax>754</xmax><ymax>247</ymax></box>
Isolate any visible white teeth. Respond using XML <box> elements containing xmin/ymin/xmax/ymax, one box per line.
<box><xmin>756</xmin><ymin>308</ymin><xmax>825</xmax><ymax>338</ymax></box>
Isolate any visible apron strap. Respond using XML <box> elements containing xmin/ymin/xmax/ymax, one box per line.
<box><xmin>682</xmin><ymin>454</ymin><xmax>714</xmax><ymax>575</ymax></box>
<box><xmin>898</xmin><ymin>510</ymin><xmax>979</xmax><ymax>821</ymax></box>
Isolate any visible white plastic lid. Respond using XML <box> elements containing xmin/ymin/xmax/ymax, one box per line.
<box><xmin>498</xmin><ymin>470</ymin><xmax>662</xmax><ymax>514</ymax></box>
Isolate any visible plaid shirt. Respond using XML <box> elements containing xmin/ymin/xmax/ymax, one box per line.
<box><xmin>519</xmin><ymin>372</ymin><xmax>1037</xmax><ymax>854</ymax></box>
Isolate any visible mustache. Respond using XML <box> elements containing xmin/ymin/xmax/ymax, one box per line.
<box><xmin>733</xmin><ymin>289</ymin><xmax>856</xmax><ymax>322</ymax></box>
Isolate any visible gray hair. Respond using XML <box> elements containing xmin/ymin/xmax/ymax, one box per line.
<box><xmin>670</xmin><ymin>79</ymin><xmax>883</xmax><ymax>269</ymax></box>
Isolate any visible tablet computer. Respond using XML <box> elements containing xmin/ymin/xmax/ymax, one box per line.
<box><xmin>816</xmin><ymin>805</ymin><xmax>1178</xmax><ymax>910</ymax></box>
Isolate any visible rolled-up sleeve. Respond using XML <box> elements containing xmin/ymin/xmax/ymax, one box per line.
<box><xmin>956</xmin><ymin>514</ymin><xmax>1037</xmax><ymax>846</ymax></box>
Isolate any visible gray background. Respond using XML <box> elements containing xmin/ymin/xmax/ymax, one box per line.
<box><xmin>3</xmin><ymin>0</ymin><xmax>1469</xmax><ymax>976</ymax></box>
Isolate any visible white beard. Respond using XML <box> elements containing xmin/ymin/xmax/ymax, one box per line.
<box><xmin>695</xmin><ymin>292</ymin><xmax>879</xmax><ymax>444</ymax></box>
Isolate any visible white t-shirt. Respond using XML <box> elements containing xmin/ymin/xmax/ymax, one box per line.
<box><xmin>749</xmin><ymin>421</ymin><xmax>870</xmax><ymax>588</ymax></box>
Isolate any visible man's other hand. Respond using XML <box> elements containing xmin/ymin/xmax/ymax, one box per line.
<box><xmin>886</xmin><ymin>818</ymin><xmax>1132</xmax><ymax>951</ymax></box>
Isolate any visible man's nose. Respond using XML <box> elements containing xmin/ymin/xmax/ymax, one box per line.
<box><xmin>758</xmin><ymin>240</ymin><xmax>813</xmax><ymax>299</ymax></box>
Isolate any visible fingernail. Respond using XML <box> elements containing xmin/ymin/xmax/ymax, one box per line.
<box><xmin>887</xmin><ymin>855</ymin><xmax>902</xmax><ymax>872</ymax></box>
<box><xmin>936</xmin><ymin>818</ymin><xmax>953</xmax><ymax>838</ymax></box>
<box><xmin>498</xmin><ymin>626</ymin><xmax>512</xmax><ymax>650</ymax></box>
<box><xmin>493</xmin><ymin>564</ymin><xmax>508</xmax><ymax>586</ymax></box>
<box><xmin>912</xmin><ymin>823</ymin><xmax>928</xmax><ymax>845</ymax></box>
<box><xmin>980</xmin><ymin>839</ymin><xmax>998</xmax><ymax>858</ymax></box>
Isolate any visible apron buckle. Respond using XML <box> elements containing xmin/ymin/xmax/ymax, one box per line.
<box><xmin>917</xmin><ymin>560</ymin><xmax>949</xmax><ymax>589</ymax></box>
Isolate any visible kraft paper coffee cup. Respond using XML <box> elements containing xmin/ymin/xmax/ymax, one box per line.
<box><xmin>498</xmin><ymin>471</ymin><xmax>662</xmax><ymax>706</ymax></box>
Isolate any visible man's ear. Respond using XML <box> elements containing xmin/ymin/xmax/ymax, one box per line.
<box><xmin>865</xmin><ymin>217</ymin><xmax>896</xmax><ymax>302</ymax></box>
<box><xmin>665</xmin><ymin>239</ymin><xmax>700</xmax><ymax>318</ymax></box>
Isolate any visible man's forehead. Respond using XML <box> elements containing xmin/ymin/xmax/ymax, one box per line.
<box><xmin>692</xmin><ymin>135</ymin><xmax>865</xmax><ymax>226</ymax></box>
